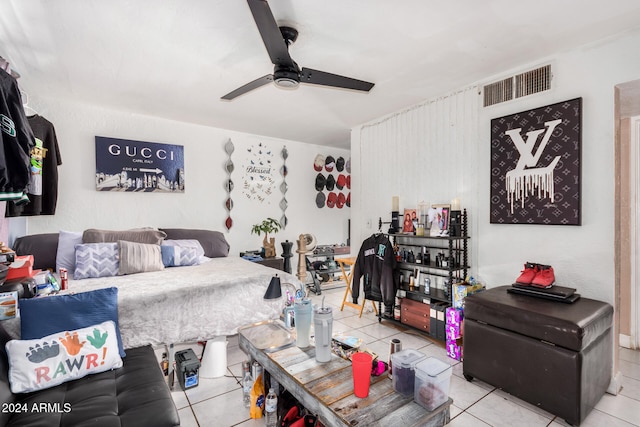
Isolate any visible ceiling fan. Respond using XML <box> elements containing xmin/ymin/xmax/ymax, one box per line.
<box><xmin>221</xmin><ymin>0</ymin><xmax>375</xmax><ymax>100</ymax></box>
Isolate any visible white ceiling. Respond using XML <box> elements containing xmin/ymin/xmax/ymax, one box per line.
<box><xmin>2</xmin><ymin>0</ymin><xmax>640</xmax><ymax>149</ymax></box>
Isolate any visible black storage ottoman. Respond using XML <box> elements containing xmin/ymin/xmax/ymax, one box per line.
<box><xmin>462</xmin><ymin>286</ymin><xmax>613</xmax><ymax>426</ymax></box>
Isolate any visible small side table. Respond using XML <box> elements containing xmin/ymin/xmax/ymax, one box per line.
<box><xmin>255</xmin><ymin>257</ymin><xmax>285</xmax><ymax>271</ymax></box>
<box><xmin>338</xmin><ymin>257</ymin><xmax>378</xmax><ymax>318</ymax></box>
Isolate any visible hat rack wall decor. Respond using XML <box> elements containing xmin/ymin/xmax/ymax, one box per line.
<box><xmin>224</xmin><ymin>139</ymin><xmax>234</xmax><ymax>232</ymax></box>
<box><xmin>279</xmin><ymin>146</ymin><xmax>288</xmax><ymax>229</ymax></box>
<box><xmin>313</xmin><ymin>154</ymin><xmax>351</xmax><ymax>209</ymax></box>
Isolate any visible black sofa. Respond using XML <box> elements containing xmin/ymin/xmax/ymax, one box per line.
<box><xmin>0</xmin><ymin>323</ymin><xmax>180</xmax><ymax>427</ymax></box>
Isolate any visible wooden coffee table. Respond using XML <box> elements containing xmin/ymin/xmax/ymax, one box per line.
<box><xmin>238</xmin><ymin>321</ymin><xmax>451</xmax><ymax>427</ymax></box>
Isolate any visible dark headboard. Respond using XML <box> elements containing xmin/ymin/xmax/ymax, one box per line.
<box><xmin>12</xmin><ymin>233</ymin><xmax>59</xmax><ymax>271</ymax></box>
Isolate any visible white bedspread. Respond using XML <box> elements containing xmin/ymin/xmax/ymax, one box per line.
<box><xmin>7</xmin><ymin>257</ymin><xmax>301</xmax><ymax>349</ymax></box>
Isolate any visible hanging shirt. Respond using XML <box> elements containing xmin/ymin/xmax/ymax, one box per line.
<box><xmin>0</xmin><ymin>68</ymin><xmax>34</xmax><ymax>203</ymax></box>
<box><xmin>6</xmin><ymin>114</ymin><xmax>62</xmax><ymax>216</ymax></box>
<box><xmin>352</xmin><ymin>233</ymin><xmax>396</xmax><ymax>305</ymax></box>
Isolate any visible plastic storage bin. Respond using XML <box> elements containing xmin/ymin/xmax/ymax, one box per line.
<box><xmin>391</xmin><ymin>348</ymin><xmax>426</xmax><ymax>396</ymax></box>
<box><xmin>414</xmin><ymin>357</ymin><xmax>452</xmax><ymax>411</ymax></box>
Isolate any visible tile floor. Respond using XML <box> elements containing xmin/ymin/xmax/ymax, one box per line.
<box><xmin>161</xmin><ymin>287</ymin><xmax>640</xmax><ymax>427</ymax></box>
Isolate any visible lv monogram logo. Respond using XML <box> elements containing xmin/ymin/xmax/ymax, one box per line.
<box><xmin>504</xmin><ymin>119</ymin><xmax>563</xmax><ymax>213</ymax></box>
<box><xmin>505</xmin><ymin>119</ymin><xmax>561</xmax><ymax>170</ymax></box>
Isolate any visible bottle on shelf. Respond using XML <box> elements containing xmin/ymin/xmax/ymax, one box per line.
<box><xmin>265</xmin><ymin>387</ymin><xmax>278</xmax><ymax>427</ymax></box>
<box><xmin>242</xmin><ymin>361</ymin><xmax>253</xmax><ymax>408</ymax></box>
<box><xmin>160</xmin><ymin>352</ymin><xmax>169</xmax><ymax>376</ymax></box>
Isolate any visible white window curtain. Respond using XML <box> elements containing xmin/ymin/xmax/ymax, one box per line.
<box><xmin>352</xmin><ymin>86</ymin><xmax>480</xmax><ymax>253</ymax></box>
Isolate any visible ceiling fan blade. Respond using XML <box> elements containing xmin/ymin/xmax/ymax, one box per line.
<box><xmin>247</xmin><ymin>0</ymin><xmax>294</xmax><ymax>67</ymax></box>
<box><xmin>300</xmin><ymin>68</ymin><xmax>374</xmax><ymax>92</ymax></box>
<box><xmin>221</xmin><ymin>74</ymin><xmax>274</xmax><ymax>100</ymax></box>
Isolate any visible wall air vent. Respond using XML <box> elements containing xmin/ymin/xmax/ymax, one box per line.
<box><xmin>483</xmin><ymin>64</ymin><xmax>552</xmax><ymax>107</ymax></box>
<box><xmin>515</xmin><ymin>65</ymin><xmax>552</xmax><ymax>98</ymax></box>
<box><xmin>483</xmin><ymin>77</ymin><xmax>513</xmax><ymax>107</ymax></box>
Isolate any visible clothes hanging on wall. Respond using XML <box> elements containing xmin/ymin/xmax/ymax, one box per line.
<box><xmin>6</xmin><ymin>114</ymin><xmax>62</xmax><ymax>216</ymax></box>
<box><xmin>0</xmin><ymin>68</ymin><xmax>34</xmax><ymax>204</ymax></box>
<box><xmin>351</xmin><ymin>232</ymin><xmax>397</xmax><ymax>316</ymax></box>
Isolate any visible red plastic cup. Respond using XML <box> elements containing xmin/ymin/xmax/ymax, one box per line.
<box><xmin>351</xmin><ymin>352</ymin><xmax>373</xmax><ymax>398</ymax></box>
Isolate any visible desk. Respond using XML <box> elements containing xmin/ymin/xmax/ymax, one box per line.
<box><xmin>239</xmin><ymin>321</ymin><xmax>451</xmax><ymax>427</ymax></box>
<box><xmin>255</xmin><ymin>257</ymin><xmax>284</xmax><ymax>271</ymax></box>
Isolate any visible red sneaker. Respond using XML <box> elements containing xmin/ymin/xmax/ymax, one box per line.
<box><xmin>515</xmin><ymin>262</ymin><xmax>538</xmax><ymax>285</ymax></box>
<box><xmin>531</xmin><ymin>265</ymin><xmax>555</xmax><ymax>288</ymax></box>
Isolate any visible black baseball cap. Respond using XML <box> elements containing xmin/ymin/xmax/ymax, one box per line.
<box><xmin>325</xmin><ymin>155</ymin><xmax>335</xmax><ymax>172</ymax></box>
<box><xmin>325</xmin><ymin>174</ymin><xmax>335</xmax><ymax>191</ymax></box>
<box><xmin>315</xmin><ymin>173</ymin><xmax>326</xmax><ymax>191</ymax></box>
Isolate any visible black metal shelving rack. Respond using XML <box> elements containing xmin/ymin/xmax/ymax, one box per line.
<box><xmin>377</xmin><ymin>209</ymin><xmax>469</xmax><ymax>340</ymax></box>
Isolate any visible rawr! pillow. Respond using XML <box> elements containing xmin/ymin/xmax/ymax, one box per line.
<box><xmin>6</xmin><ymin>320</ymin><xmax>123</xmax><ymax>394</ymax></box>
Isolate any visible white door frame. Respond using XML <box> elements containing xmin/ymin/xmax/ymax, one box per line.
<box><xmin>629</xmin><ymin>115</ymin><xmax>640</xmax><ymax>349</ymax></box>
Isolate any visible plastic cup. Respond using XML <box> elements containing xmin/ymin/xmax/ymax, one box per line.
<box><xmin>351</xmin><ymin>352</ymin><xmax>373</xmax><ymax>398</ymax></box>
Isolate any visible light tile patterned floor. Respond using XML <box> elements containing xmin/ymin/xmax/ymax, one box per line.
<box><xmin>161</xmin><ymin>287</ymin><xmax>640</xmax><ymax>427</ymax></box>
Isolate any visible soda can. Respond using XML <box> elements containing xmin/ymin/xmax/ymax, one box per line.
<box><xmin>60</xmin><ymin>268</ymin><xmax>68</xmax><ymax>290</ymax></box>
<box><xmin>388</xmin><ymin>338</ymin><xmax>402</xmax><ymax>379</ymax></box>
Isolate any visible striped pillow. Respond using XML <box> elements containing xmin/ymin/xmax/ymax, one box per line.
<box><xmin>118</xmin><ymin>240</ymin><xmax>164</xmax><ymax>275</ymax></box>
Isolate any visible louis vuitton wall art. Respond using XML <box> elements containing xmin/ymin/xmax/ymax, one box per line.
<box><xmin>95</xmin><ymin>136</ymin><xmax>185</xmax><ymax>193</ymax></box>
<box><xmin>490</xmin><ymin>98</ymin><xmax>582</xmax><ymax>225</ymax></box>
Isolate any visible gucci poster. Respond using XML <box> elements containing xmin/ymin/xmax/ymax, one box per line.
<box><xmin>95</xmin><ymin>136</ymin><xmax>185</xmax><ymax>192</ymax></box>
<box><xmin>490</xmin><ymin>98</ymin><xmax>582</xmax><ymax>225</ymax></box>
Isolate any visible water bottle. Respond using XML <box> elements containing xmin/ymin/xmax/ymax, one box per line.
<box><xmin>264</xmin><ymin>387</ymin><xmax>277</xmax><ymax>427</ymax></box>
<box><xmin>241</xmin><ymin>361</ymin><xmax>253</xmax><ymax>408</ymax></box>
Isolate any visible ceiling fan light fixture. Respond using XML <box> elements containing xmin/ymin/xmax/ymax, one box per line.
<box><xmin>273</xmin><ymin>67</ymin><xmax>300</xmax><ymax>89</ymax></box>
<box><xmin>274</xmin><ymin>77</ymin><xmax>299</xmax><ymax>89</ymax></box>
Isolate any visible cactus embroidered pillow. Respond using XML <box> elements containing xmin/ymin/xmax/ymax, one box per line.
<box><xmin>6</xmin><ymin>320</ymin><xmax>123</xmax><ymax>393</ymax></box>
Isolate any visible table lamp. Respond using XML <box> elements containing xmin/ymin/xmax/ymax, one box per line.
<box><xmin>263</xmin><ymin>274</ymin><xmax>282</xmax><ymax>300</ymax></box>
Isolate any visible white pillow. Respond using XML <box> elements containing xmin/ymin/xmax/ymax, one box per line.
<box><xmin>6</xmin><ymin>320</ymin><xmax>123</xmax><ymax>393</ymax></box>
<box><xmin>55</xmin><ymin>230</ymin><xmax>83</xmax><ymax>274</ymax></box>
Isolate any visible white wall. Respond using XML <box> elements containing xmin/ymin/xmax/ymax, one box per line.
<box><xmin>12</xmin><ymin>97</ymin><xmax>351</xmax><ymax>268</ymax></box>
<box><xmin>352</xmin><ymin>27</ymin><xmax>640</xmax><ymax>305</ymax></box>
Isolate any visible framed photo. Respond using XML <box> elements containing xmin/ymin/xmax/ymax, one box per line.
<box><xmin>402</xmin><ymin>208</ymin><xmax>417</xmax><ymax>233</ymax></box>
<box><xmin>490</xmin><ymin>98</ymin><xmax>582</xmax><ymax>225</ymax></box>
<box><xmin>429</xmin><ymin>204</ymin><xmax>451</xmax><ymax>237</ymax></box>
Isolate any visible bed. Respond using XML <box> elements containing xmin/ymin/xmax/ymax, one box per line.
<box><xmin>4</xmin><ymin>229</ymin><xmax>302</xmax><ymax>349</ymax></box>
<box><xmin>59</xmin><ymin>257</ymin><xmax>297</xmax><ymax>348</ymax></box>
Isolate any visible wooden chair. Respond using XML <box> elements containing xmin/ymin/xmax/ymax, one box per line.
<box><xmin>337</xmin><ymin>257</ymin><xmax>378</xmax><ymax>318</ymax></box>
